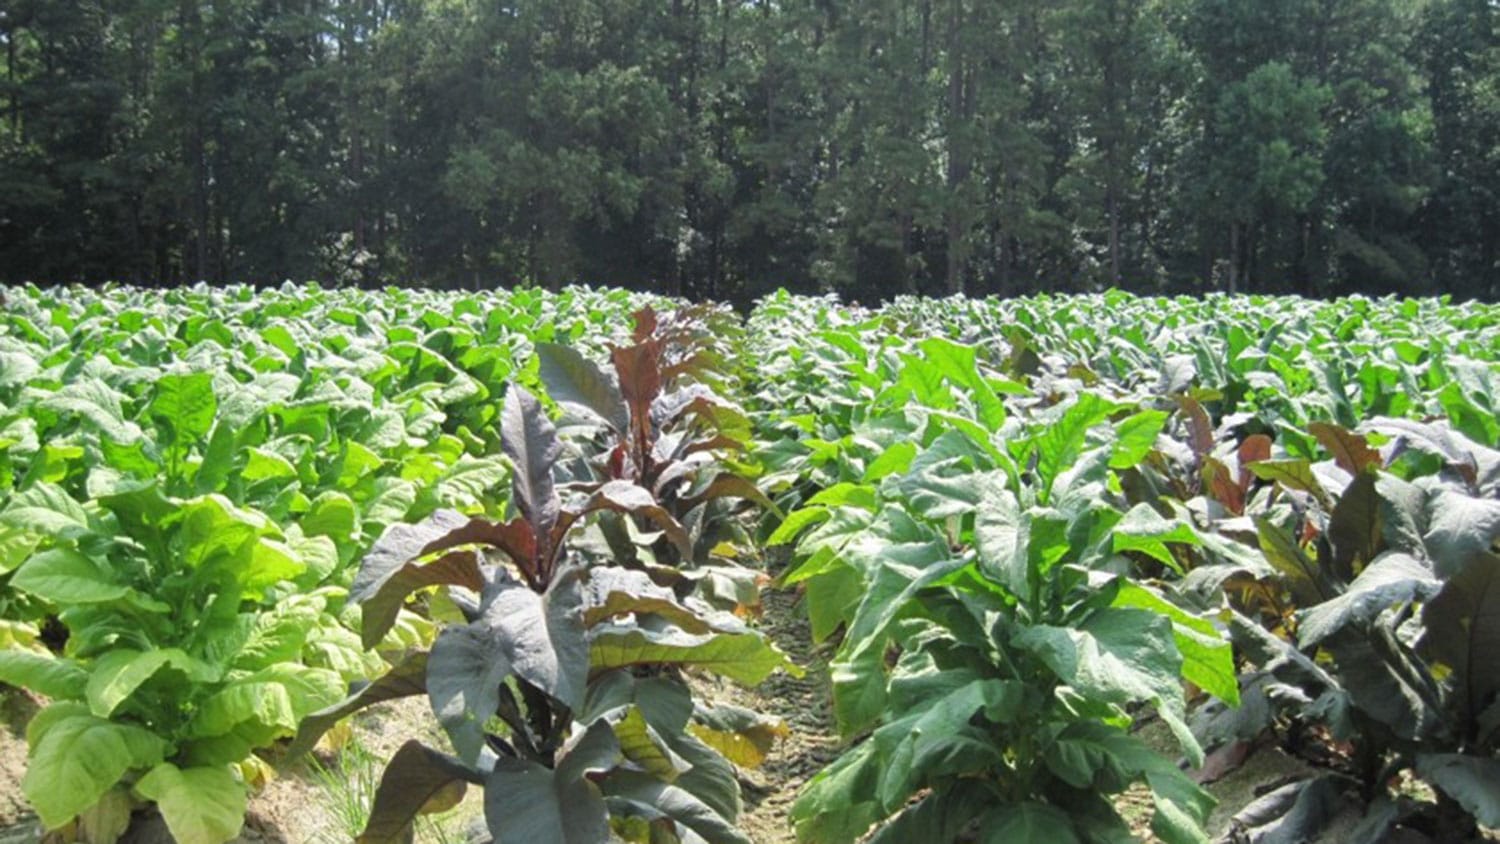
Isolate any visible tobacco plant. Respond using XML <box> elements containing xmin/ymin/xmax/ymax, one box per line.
<box><xmin>287</xmin><ymin>385</ymin><xmax>796</xmax><ymax>842</ymax></box>
<box><xmin>537</xmin><ymin>306</ymin><xmax>775</xmax><ymax>609</ymax></box>
<box><xmin>0</xmin><ymin>479</ymin><xmax>377</xmax><ymax>841</ymax></box>
<box><xmin>773</xmin><ymin>382</ymin><xmax>1237</xmax><ymax>843</ymax></box>
<box><xmin>1192</xmin><ymin>419</ymin><xmax>1500</xmax><ymax>841</ymax></box>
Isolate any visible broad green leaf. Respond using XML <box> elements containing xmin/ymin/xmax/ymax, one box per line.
<box><xmin>1014</xmin><ymin>607</ymin><xmax>1201</xmax><ymax>765</ymax></box>
<box><xmin>1111</xmin><ymin>410</ymin><xmax>1169</xmax><ymax>470</ymax></box>
<box><xmin>1112</xmin><ymin>581</ymin><xmax>1238</xmax><ymax>705</ymax></box>
<box><xmin>41</xmin><ymin>377</ymin><xmax>144</xmax><ymax>444</ymax></box>
<box><xmin>11</xmin><ymin>548</ymin><xmax>128</xmax><ymax>603</ymax></box>
<box><xmin>0</xmin><ymin>524</ymin><xmax>41</xmax><ymax>573</ymax></box>
<box><xmin>979</xmin><ymin>802</ymin><xmax>1081</xmax><ymax>844</ymax></box>
<box><xmin>975</xmin><ymin>488</ymin><xmax>1029</xmax><ymax>596</ymax></box>
<box><xmin>87</xmin><ymin>648</ymin><xmax>215</xmax><ymax>717</ymax></box>
<box><xmin>537</xmin><ymin>341</ymin><xmax>629</xmax><ymax>431</ymax></box>
<box><xmin>241</xmin><ymin>447</ymin><xmax>297</xmax><ymax>482</ymax></box>
<box><xmin>1</xmin><ymin>482</ymin><xmax>92</xmax><ymax>540</ymax></box>
<box><xmin>23</xmin><ymin>706</ymin><xmax>168</xmax><ymax>829</ymax></box>
<box><xmin>0</xmin><ymin>649</ymin><xmax>88</xmax><ymax>700</ymax></box>
<box><xmin>591</xmin><ymin>626</ymin><xmax>800</xmax><ymax>687</ymax></box>
<box><xmin>133</xmin><ymin>763</ymin><xmax>245</xmax><ymax>844</ymax></box>
<box><xmin>1112</xmin><ymin>504</ymin><xmax>1200</xmax><ymax>572</ymax></box>
<box><xmin>150</xmin><ymin>372</ymin><xmax>218</xmax><ymax>443</ymax></box>
<box><xmin>767</xmin><ymin>507</ymin><xmax>831</xmax><ymax>546</ymax></box>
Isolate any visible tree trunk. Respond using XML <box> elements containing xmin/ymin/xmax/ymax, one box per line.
<box><xmin>944</xmin><ymin>0</ymin><xmax>968</xmax><ymax>296</ymax></box>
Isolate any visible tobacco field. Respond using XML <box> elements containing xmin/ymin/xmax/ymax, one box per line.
<box><xmin>0</xmin><ymin>283</ymin><xmax>1498</xmax><ymax>843</ymax></box>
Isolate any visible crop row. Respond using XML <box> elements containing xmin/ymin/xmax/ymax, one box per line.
<box><xmin>1</xmin><ymin>284</ymin><xmax>1498</xmax><ymax>843</ymax></box>
<box><xmin>750</xmin><ymin>291</ymin><xmax>1500</xmax><ymax>841</ymax></box>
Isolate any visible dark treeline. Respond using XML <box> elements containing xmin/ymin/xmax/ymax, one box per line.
<box><xmin>1</xmin><ymin>0</ymin><xmax>1496</xmax><ymax>305</ymax></box>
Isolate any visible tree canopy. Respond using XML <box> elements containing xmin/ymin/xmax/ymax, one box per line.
<box><xmin>1</xmin><ymin>0</ymin><xmax>1495</xmax><ymax>304</ymax></box>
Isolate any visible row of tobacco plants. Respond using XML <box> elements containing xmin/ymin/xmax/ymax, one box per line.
<box><xmin>282</xmin><ymin>304</ymin><xmax>796</xmax><ymax>841</ymax></box>
<box><xmin>2</xmin><ymin>283</ymin><xmax>1498</xmax><ymax>843</ymax></box>
<box><xmin>750</xmin><ymin>291</ymin><xmax>1500</xmax><ymax>843</ymax></box>
<box><xmin>0</xmin><ymin>285</ymin><xmax>798</xmax><ymax>842</ymax></box>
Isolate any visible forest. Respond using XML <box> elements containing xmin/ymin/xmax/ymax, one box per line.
<box><xmin>0</xmin><ymin>0</ymin><xmax>1496</xmax><ymax>304</ymax></box>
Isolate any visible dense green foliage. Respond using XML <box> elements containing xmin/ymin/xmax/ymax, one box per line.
<box><xmin>1</xmin><ymin>1</ymin><xmax>1497</xmax><ymax>301</ymax></box>
<box><xmin>749</xmin><ymin>291</ymin><xmax>1500</xmax><ymax>841</ymax></box>
<box><xmin>0</xmin><ymin>283</ymin><xmax>665</xmax><ymax>839</ymax></box>
<box><xmin>2</xmin><ymin>282</ymin><xmax>1499</xmax><ymax>842</ymax></box>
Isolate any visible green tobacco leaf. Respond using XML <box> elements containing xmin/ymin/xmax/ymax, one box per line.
<box><xmin>767</xmin><ymin>507</ymin><xmax>831</xmax><ymax>547</ymax></box>
<box><xmin>537</xmin><ymin>341</ymin><xmax>629</xmax><ymax>432</ymax></box>
<box><xmin>301</xmin><ymin>492</ymin><xmax>358</xmax><ymax>544</ymax></box>
<box><xmin>11</xmin><ymin>548</ymin><xmax>128</xmax><ymax>603</ymax></box>
<box><xmin>41</xmin><ymin>377</ymin><xmax>144</xmax><ymax>444</ymax></box>
<box><xmin>591</xmin><ymin>626</ymin><xmax>799</xmax><ymax>686</ymax></box>
<box><xmin>486</xmin><ymin>757</ymin><xmax>610</xmax><ymax>844</ymax></box>
<box><xmin>1014</xmin><ymin>607</ymin><xmax>1201</xmax><ymax>764</ymax></box>
<box><xmin>133</xmin><ymin>763</ymin><xmax>245</xmax><ymax>844</ymax></box>
<box><xmin>979</xmin><ymin>802</ymin><xmax>1081</xmax><ymax>844</ymax></box>
<box><xmin>1035</xmin><ymin>393</ymin><xmax>1117</xmax><ymax>496</ymax></box>
<box><xmin>916</xmin><ymin>337</ymin><xmax>1006</xmax><ymax>429</ymax></box>
<box><xmin>791</xmin><ymin>739</ymin><xmax>882</xmax><ymax>844</ymax></box>
<box><xmin>863</xmin><ymin>442</ymin><xmax>917</xmax><ymax>482</ymax></box>
<box><xmin>284</xmin><ymin>651</ymin><xmax>428</xmax><ymax>765</ymax></box>
<box><xmin>361</xmin><ymin>741</ymin><xmax>478</xmax><ymax>844</ymax></box>
<box><xmin>1112</xmin><ymin>504</ymin><xmax>1200</xmax><ymax>573</ymax></box>
<box><xmin>975</xmin><ymin>488</ymin><xmax>1029</xmax><ymax>596</ymax></box>
<box><xmin>1297</xmin><ymin>552</ymin><xmax>1439</xmax><ymax>648</ymax></box>
<box><xmin>805</xmin><ymin>561</ymin><xmax>864</xmax><ymax>643</ymax></box>
<box><xmin>1112</xmin><ymin>581</ymin><xmax>1238</xmax><ymax>705</ymax></box>
<box><xmin>1416</xmin><ymin>754</ymin><xmax>1500</xmax><ymax>827</ymax></box>
<box><xmin>150</xmin><ymin>372</ymin><xmax>218</xmax><ymax>443</ymax></box>
<box><xmin>865</xmin><ymin>781</ymin><xmax>995</xmax><ymax>844</ymax></box>
<box><xmin>1</xmin><ymin>482</ymin><xmax>92</xmax><ymax>540</ymax></box>
<box><xmin>171</xmin><ymin>494</ymin><xmax>273</xmax><ymax>569</ymax></box>
<box><xmin>0</xmin><ymin>524</ymin><xmax>41</xmax><ymax>574</ymax></box>
<box><xmin>1111</xmin><ymin>410</ymin><xmax>1169</xmax><ymax>470</ymax></box>
<box><xmin>23</xmin><ymin>704</ymin><xmax>169</xmax><ymax>829</ymax></box>
<box><xmin>0</xmin><ymin>650</ymin><xmax>88</xmax><ymax>700</ymax></box>
<box><xmin>876</xmin><ymin>679</ymin><xmax>1019</xmax><ymax>809</ymax></box>
<box><xmin>87</xmin><ymin>648</ymin><xmax>215</xmax><ymax>718</ymax></box>
<box><xmin>1247</xmin><ymin>459</ymin><xmax>1333</xmax><ymax>508</ymax></box>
